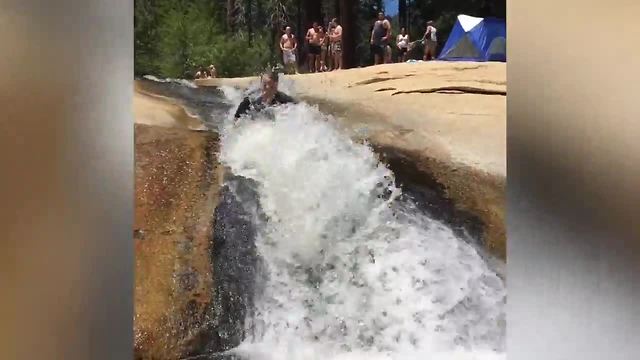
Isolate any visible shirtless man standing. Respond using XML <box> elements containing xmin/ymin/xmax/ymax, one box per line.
<box><xmin>329</xmin><ymin>18</ymin><xmax>343</xmax><ymax>70</ymax></box>
<box><xmin>370</xmin><ymin>12</ymin><xmax>391</xmax><ymax>65</ymax></box>
<box><xmin>312</xmin><ymin>26</ymin><xmax>323</xmax><ymax>72</ymax></box>
<box><xmin>306</xmin><ymin>22</ymin><xmax>321</xmax><ymax>73</ymax></box>
<box><xmin>280</xmin><ymin>26</ymin><xmax>298</xmax><ymax>74</ymax></box>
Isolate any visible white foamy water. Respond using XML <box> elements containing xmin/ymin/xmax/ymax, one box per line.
<box><xmin>219</xmin><ymin>96</ymin><xmax>506</xmax><ymax>360</ymax></box>
<box><xmin>142</xmin><ymin>74</ymin><xmax>198</xmax><ymax>88</ymax></box>
<box><xmin>219</xmin><ymin>77</ymin><xmax>297</xmax><ymax>106</ymax></box>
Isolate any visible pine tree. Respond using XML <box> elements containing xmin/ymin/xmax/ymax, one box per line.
<box><xmin>133</xmin><ymin>0</ymin><xmax>506</xmax><ymax>77</ymax></box>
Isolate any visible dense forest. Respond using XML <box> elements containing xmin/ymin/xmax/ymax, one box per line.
<box><xmin>134</xmin><ymin>0</ymin><xmax>505</xmax><ymax>78</ymax></box>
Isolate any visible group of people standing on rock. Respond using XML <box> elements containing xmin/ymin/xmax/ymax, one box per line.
<box><xmin>280</xmin><ymin>18</ymin><xmax>343</xmax><ymax>74</ymax></box>
<box><xmin>194</xmin><ymin>64</ymin><xmax>217</xmax><ymax>79</ymax></box>
<box><xmin>372</xmin><ymin>12</ymin><xmax>439</xmax><ymax>65</ymax></box>
<box><xmin>279</xmin><ymin>12</ymin><xmax>439</xmax><ymax>74</ymax></box>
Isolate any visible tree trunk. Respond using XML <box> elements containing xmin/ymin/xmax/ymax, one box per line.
<box><xmin>255</xmin><ymin>0</ymin><xmax>265</xmax><ymax>28</ymax></box>
<box><xmin>339</xmin><ymin>0</ymin><xmax>356</xmax><ymax>68</ymax></box>
<box><xmin>227</xmin><ymin>0</ymin><xmax>240</xmax><ymax>32</ymax></box>
<box><xmin>246</xmin><ymin>0</ymin><xmax>253</xmax><ymax>44</ymax></box>
<box><xmin>303</xmin><ymin>0</ymin><xmax>322</xmax><ymax>28</ymax></box>
<box><xmin>271</xmin><ymin>24</ymin><xmax>278</xmax><ymax>63</ymax></box>
<box><xmin>297</xmin><ymin>0</ymin><xmax>304</xmax><ymax>68</ymax></box>
<box><xmin>399</xmin><ymin>0</ymin><xmax>407</xmax><ymax>29</ymax></box>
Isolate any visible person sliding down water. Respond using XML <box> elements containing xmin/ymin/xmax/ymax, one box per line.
<box><xmin>234</xmin><ymin>69</ymin><xmax>297</xmax><ymax>120</ymax></box>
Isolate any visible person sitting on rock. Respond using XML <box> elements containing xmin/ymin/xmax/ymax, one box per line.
<box><xmin>234</xmin><ymin>69</ymin><xmax>297</xmax><ymax>120</ymax></box>
<box><xmin>194</xmin><ymin>67</ymin><xmax>207</xmax><ymax>79</ymax></box>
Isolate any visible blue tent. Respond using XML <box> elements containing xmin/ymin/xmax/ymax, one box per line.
<box><xmin>438</xmin><ymin>15</ymin><xmax>506</xmax><ymax>62</ymax></box>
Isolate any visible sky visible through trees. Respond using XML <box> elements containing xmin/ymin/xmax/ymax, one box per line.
<box><xmin>385</xmin><ymin>0</ymin><xmax>398</xmax><ymax>16</ymax></box>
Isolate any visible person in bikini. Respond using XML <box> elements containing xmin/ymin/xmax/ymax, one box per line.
<box><xmin>318</xmin><ymin>26</ymin><xmax>328</xmax><ymax>72</ymax></box>
<box><xmin>329</xmin><ymin>18</ymin><xmax>343</xmax><ymax>70</ymax></box>
<box><xmin>280</xmin><ymin>26</ymin><xmax>298</xmax><ymax>74</ymax></box>
<box><xmin>384</xmin><ymin>16</ymin><xmax>393</xmax><ymax>63</ymax></box>
<box><xmin>385</xmin><ymin>42</ymin><xmax>393</xmax><ymax>64</ymax></box>
<box><xmin>306</xmin><ymin>22</ymin><xmax>321</xmax><ymax>73</ymax></box>
<box><xmin>396</xmin><ymin>27</ymin><xmax>409</xmax><ymax>62</ymax></box>
<box><xmin>326</xmin><ymin>22</ymin><xmax>335</xmax><ymax>70</ymax></box>
<box><xmin>422</xmin><ymin>20</ymin><xmax>438</xmax><ymax>61</ymax></box>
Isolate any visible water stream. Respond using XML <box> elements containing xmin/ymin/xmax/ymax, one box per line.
<box><xmin>138</xmin><ymin>78</ymin><xmax>506</xmax><ymax>360</ymax></box>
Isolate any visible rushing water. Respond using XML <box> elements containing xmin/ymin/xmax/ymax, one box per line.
<box><xmin>141</xmin><ymin>77</ymin><xmax>506</xmax><ymax>360</ymax></box>
<box><xmin>218</xmin><ymin>85</ymin><xmax>505</xmax><ymax>360</ymax></box>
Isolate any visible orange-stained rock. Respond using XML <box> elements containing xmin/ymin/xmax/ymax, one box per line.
<box><xmin>134</xmin><ymin>123</ymin><xmax>222</xmax><ymax>359</ymax></box>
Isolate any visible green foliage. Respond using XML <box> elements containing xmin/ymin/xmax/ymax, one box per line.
<box><xmin>207</xmin><ymin>33</ymin><xmax>272</xmax><ymax>78</ymax></box>
<box><xmin>134</xmin><ymin>0</ymin><xmax>161</xmax><ymax>76</ymax></box>
<box><xmin>135</xmin><ymin>0</ymin><xmax>272</xmax><ymax>78</ymax></box>
<box><xmin>134</xmin><ymin>0</ymin><xmax>505</xmax><ymax>77</ymax></box>
<box><xmin>155</xmin><ymin>3</ymin><xmax>207</xmax><ymax>77</ymax></box>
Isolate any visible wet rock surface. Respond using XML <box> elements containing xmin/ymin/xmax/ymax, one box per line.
<box><xmin>375</xmin><ymin>144</ymin><xmax>505</xmax><ymax>259</ymax></box>
<box><xmin>376</xmin><ymin>146</ymin><xmax>485</xmax><ymax>244</ymax></box>
<box><xmin>206</xmin><ymin>175</ymin><xmax>263</xmax><ymax>354</ymax></box>
<box><xmin>134</xmin><ymin>123</ymin><xmax>223</xmax><ymax>359</ymax></box>
<box><xmin>133</xmin><ymin>70</ymin><xmax>506</xmax><ymax>359</ymax></box>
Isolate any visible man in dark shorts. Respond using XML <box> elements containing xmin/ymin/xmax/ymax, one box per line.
<box><xmin>234</xmin><ymin>70</ymin><xmax>297</xmax><ymax>120</ymax></box>
<box><xmin>370</xmin><ymin>12</ymin><xmax>391</xmax><ymax>65</ymax></box>
<box><xmin>306</xmin><ymin>22</ymin><xmax>321</xmax><ymax>72</ymax></box>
